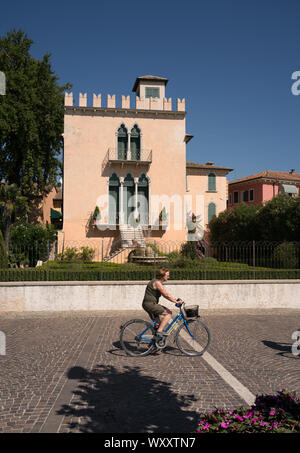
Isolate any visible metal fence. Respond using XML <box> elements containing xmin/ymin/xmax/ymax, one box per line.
<box><xmin>0</xmin><ymin>240</ymin><xmax>300</xmax><ymax>281</ymax></box>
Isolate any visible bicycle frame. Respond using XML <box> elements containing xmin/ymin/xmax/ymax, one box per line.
<box><xmin>138</xmin><ymin>306</ymin><xmax>194</xmax><ymax>343</ymax></box>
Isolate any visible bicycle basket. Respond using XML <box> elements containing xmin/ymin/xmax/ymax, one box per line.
<box><xmin>183</xmin><ymin>305</ymin><xmax>199</xmax><ymax>318</ymax></box>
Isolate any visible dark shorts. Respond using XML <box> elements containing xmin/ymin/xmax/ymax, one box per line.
<box><xmin>142</xmin><ymin>301</ymin><xmax>168</xmax><ymax>320</ymax></box>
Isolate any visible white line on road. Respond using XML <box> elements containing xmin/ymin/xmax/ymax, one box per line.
<box><xmin>180</xmin><ymin>330</ymin><xmax>256</xmax><ymax>406</ymax></box>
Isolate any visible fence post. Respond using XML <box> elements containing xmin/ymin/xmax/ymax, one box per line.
<box><xmin>204</xmin><ymin>242</ymin><xmax>207</xmax><ymax>280</ymax></box>
<box><xmin>47</xmin><ymin>241</ymin><xmax>50</xmax><ymax>282</ymax></box>
<box><xmin>101</xmin><ymin>240</ymin><xmax>104</xmax><ymax>281</ymax></box>
<box><xmin>154</xmin><ymin>240</ymin><xmax>157</xmax><ymax>279</ymax></box>
<box><xmin>253</xmin><ymin>240</ymin><xmax>256</xmax><ymax>280</ymax></box>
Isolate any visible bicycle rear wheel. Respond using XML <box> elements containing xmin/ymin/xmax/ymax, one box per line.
<box><xmin>120</xmin><ymin>319</ymin><xmax>156</xmax><ymax>357</ymax></box>
<box><xmin>175</xmin><ymin>319</ymin><xmax>210</xmax><ymax>356</ymax></box>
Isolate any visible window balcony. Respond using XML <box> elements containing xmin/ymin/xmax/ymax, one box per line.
<box><xmin>102</xmin><ymin>148</ymin><xmax>152</xmax><ymax>172</ymax></box>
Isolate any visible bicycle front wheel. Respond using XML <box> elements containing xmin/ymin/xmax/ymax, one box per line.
<box><xmin>175</xmin><ymin>319</ymin><xmax>210</xmax><ymax>356</ymax></box>
<box><xmin>120</xmin><ymin>319</ymin><xmax>156</xmax><ymax>357</ymax></box>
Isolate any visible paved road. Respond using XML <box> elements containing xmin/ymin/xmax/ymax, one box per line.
<box><xmin>0</xmin><ymin>309</ymin><xmax>299</xmax><ymax>433</ymax></box>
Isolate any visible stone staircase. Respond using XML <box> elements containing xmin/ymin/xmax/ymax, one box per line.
<box><xmin>119</xmin><ymin>224</ymin><xmax>146</xmax><ymax>248</ymax></box>
<box><xmin>103</xmin><ymin>225</ymin><xmax>145</xmax><ymax>262</ymax></box>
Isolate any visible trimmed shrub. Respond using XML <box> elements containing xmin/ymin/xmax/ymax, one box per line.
<box><xmin>273</xmin><ymin>242</ymin><xmax>299</xmax><ymax>269</ymax></box>
<box><xmin>0</xmin><ymin>230</ymin><xmax>8</xmax><ymax>269</ymax></box>
<box><xmin>180</xmin><ymin>242</ymin><xmax>197</xmax><ymax>259</ymax></box>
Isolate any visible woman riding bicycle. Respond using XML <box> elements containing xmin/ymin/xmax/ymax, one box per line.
<box><xmin>142</xmin><ymin>268</ymin><xmax>183</xmax><ymax>337</ymax></box>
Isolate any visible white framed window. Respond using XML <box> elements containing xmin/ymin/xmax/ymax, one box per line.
<box><xmin>145</xmin><ymin>87</ymin><xmax>160</xmax><ymax>98</ymax></box>
<box><xmin>233</xmin><ymin>191</ymin><xmax>239</xmax><ymax>204</ymax></box>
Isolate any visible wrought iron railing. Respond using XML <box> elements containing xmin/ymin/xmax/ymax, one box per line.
<box><xmin>102</xmin><ymin>148</ymin><xmax>152</xmax><ymax>171</ymax></box>
<box><xmin>0</xmin><ymin>240</ymin><xmax>300</xmax><ymax>281</ymax></box>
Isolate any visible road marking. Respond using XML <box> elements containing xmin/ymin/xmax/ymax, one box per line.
<box><xmin>180</xmin><ymin>330</ymin><xmax>256</xmax><ymax>406</ymax></box>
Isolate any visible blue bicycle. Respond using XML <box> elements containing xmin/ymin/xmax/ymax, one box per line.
<box><xmin>120</xmin><ymin>302</ymin><xmax>210</xmax><ymax>357</ymax></box>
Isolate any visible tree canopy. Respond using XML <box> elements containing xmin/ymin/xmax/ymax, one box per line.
<box><xmin>0</xmin><ymin>29</ymin><xmax>71</xmax><ymax>198</ymax></box>
<box><xmin>208</xmin><ymin>194</ymin><xmax>300</xmax><ymax>243</ymax></box>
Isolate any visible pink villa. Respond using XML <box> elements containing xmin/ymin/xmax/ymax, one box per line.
<box><xmin>228</xmin><ymin>170</ymin><xmax>300</xmax><ymax>207</ymax></box>
<box><xmin>61</xmin><ymin>75</ymin><xmax>233</xmax><ymax>260</ymax></box>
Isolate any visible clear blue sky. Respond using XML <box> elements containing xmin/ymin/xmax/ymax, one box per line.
<box><xmin>1</xmin><ymin>0</ymin><xmax>300</xmax><ymax>181</ymax></box>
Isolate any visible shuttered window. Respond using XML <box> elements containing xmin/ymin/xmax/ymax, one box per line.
<box><xmin>208</xmin><ymin>173</ymin><xmax>216</xmax><ymax>191</ymax></box>
<box><xmin>208</xmin><ymin>203</ymin><xmax>216</xmax><ymax>223</ymax></box>
<box><xmin>145</xmin><ymin>87</ymin><xmax>160</xmax><ymax>98</ymax></box>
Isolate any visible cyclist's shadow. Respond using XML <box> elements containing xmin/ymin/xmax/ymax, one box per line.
<box><xmin>57</xmin><ymin>364</ymin><xmax>198</xmax><ymax>433</ymax></box>
<box><xmin>110</xmin><ymin>340</ymin><xmax>182</xmax><ymax>356</ymax></box>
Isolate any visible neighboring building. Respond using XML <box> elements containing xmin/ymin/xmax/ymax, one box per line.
<box><xmin>186</xmin><ymin>162</ymin><xmax>233</xmax><ymax>224</ymax></box>
<box><xmin>228</xmin><ymin>170</ymin><xmax>300</xmax><ymax>207</ymax></box>
<box><xmin>62</xmin><ymin>75</ymin><xmax>232</xmax><ymax>258</ymax></box>
<box><xmin>40</xmin><ymin>186</ymin><xmax>63</xmax><ymax>229</ymax></box>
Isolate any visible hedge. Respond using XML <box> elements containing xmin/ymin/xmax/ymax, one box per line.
<box><xmin>0</xmin><ymin>268</ymin><xmax>300</xmax><ymax>282</ymax></box>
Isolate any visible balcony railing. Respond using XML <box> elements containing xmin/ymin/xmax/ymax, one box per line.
<box><xmin>102</xmin><ymin>148</ymin><xmax>152</xmax><ymax>171</ymax></box>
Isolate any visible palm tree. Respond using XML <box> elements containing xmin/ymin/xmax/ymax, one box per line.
<box><xmin>0</xmin><ymin>183</ymin><xmax>28</xmax><ymax>254</ymax></box>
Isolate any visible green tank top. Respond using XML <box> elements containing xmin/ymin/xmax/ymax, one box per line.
<box><xmin>143</xmin><ymin>279</ymin><xmax>161</xmax><ymax>305</ymax></box>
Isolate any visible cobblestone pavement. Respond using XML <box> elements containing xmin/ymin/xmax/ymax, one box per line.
<box><xmin>0</xmin><ymin>309</ymin><xmax>299</xmax><ymax>433</ymax></box>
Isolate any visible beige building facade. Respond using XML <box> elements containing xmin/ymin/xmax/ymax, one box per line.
<box><xmin>62</xmin><ymin>75</ymin><xmax>232</xmax><ymax>258</ymax></box>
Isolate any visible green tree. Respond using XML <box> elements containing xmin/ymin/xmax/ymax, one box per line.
<box><xmin>0</xmin><ymin>183</ymin><xmax>28</xmax><ymax>253</ymax></box>
<box><xmin>209</xmin><ymin>203</ymin><xmax>260</xmax><ymax>243</ymax></box>
<box><xmin>256</xmin><ymin>194</ymin><xmax>295</xmax><ymax>241</ymax></box>
<box><xmin>0</xmin><ymin>29</ymin><xmax>71</xmax><ymax>198</ymax></box>
<box><xmin>0</xmin><ymin>230</ymin><xmax>8</xmax><ymax>268</ymax></box>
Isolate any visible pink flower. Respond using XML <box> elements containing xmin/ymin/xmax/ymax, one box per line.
<box><xmin>221</xmin><ymin>422</ymin><xmax>229</xmax><ymax>429</ymax></box>
<box><xmin>269</xmin><ymin>410</ymin><xmax>276</xmax><ymax>416</ymax></box>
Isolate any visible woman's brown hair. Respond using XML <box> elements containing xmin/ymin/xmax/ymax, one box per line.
<box><xmin>156</xmin><ymin>268</ymin><xmax>169</xmax><ymax>280</ymax></box>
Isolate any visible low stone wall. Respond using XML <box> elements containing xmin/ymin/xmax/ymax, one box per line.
<box><xmin>0</xmin><ymin>280</ymin><xmax>299</xmax><ymax>312</ymax></box>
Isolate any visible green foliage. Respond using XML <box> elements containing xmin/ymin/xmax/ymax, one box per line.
<box><xmin>9</xmin><ymin>221</ymin><xmax>57</xmax><ymax>249</ymax></box>
<box><xmin>159</xmin><ymin>207</ymin><xmax>167</xmax><ymax>222</ymax></box>
<box><xmin>0</xmin><ymin>230</ymin><xmax>8</xmax><ymax>268</ymax></box>
<box><xmin>0</xmin><ymin>183</ymin><xmax>28</xmax><ymax>251</ymax></box>
<box><xmin>92</xmin><ymin>206</ymin><xmax>100</xmax><ymax>220</ymax></box>
<box><xmin>180</xmin><ymin>241</ymin><xmax>197</xmax><ymax>259</ymax></box>
<box><xmin>273</xmin><ymin>242</ymin><xmax>299</xmax><ymax>269</ymax></box>
<box><xmin>0</xmin><ymin>29</ymin><xmax>72</xmax><ymax>197</ymax></box>
<box><xmin>209</xmin><ymin>203</ymin><xmax>259</xmax><ymax>243</ymax></box>
<box><xmin>57</xmin><ymin>246</ymin><xmax>95</xmax><ymax>262</ymax></box>
<box><xmin>197</xmin><ymin>390</ymin><xmax>300</xmax><ymax>433</ymax></box>
<box><xmin>8</xmin><ymin>221</ymin><xmax>57</xmax><ymax>266</ymax></box>
<box><xmin>209</xmin><ymin>194</ymin><xmax>300</xmax><ymax>243</ymax></box>
<box><xmin>256</xmin><ymin>194</ymin><xmax>296</xmax><ymax>241</ymax></box>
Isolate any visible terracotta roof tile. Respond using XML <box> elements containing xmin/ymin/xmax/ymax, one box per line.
<box><xmin>230</xmin><ymin>171</ymin><xmax>300</xmax><ymax>185</ymax></box>
<box><xmin>186</xmin><ymin>161</ymin><xmax>233</xmax><ymax>172</ymax></box>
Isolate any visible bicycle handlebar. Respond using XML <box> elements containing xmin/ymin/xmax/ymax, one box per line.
<box><xmin>175</xmin><ymin>299</ymin><xmax>185</xmax><ymax>308</ymax></box>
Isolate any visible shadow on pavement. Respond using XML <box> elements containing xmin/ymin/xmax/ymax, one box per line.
<box><xmin>109</xmin><ymin>340</ymin><xmax>182</xmax><ymax>357</ymax></box>
<box><xmin>262</xmin><ymin>340</ymin><xmax>299</xmax><ymax>359</ymax></box>
<box><xmin>57</xmin><ymin>364</ymin><xmax>198</xmax><ymax>433</ymax></box>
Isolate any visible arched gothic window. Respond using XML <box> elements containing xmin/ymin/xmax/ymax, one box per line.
<box><xmin>117</xmin><ymin>124</ymin><xmax>128</xmax><ymax>160</ymax></box>
<box><xmin>130</xmin><ymin>125</ymin><xmax>141</xmax><ymax>161</ymax></box>
<box><xmin>108</xmin><ymin>173</ymin><xmax>120</xmax><ymax>224</ymax></box>
<box><xmin>208</xmin><ymin>202</ymin><xmax>216</xmax><ymax>223</ymax></box>
<box><xmin>138</xmin><ymin>173</ymin><xmax>149</xmax><ymax>225</ymax></box>
<box><xmin>208</xmin><ymin>173</ymin><xmax>216</xmax><ymax>191</ymax></box>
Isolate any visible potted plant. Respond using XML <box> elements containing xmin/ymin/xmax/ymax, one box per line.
<box><xmin>188</xmin><ymin>213</ymin><xmax>197</xmax><ymax>233</ymax></box>
<box><xmin>92</xmin><ymin>206</ymin><xmax>101</xmax><ymax>223</ymax></box>
<box><xmin>159</xmin><ymin>207</ymin><xmax>167</xmax><ymax>226</ymax></box>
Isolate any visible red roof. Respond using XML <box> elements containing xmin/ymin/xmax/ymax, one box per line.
<box><xmin>229</xmin><ymin>171</ymin><xmax>300</xmax><ymax>185</ymax></box>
